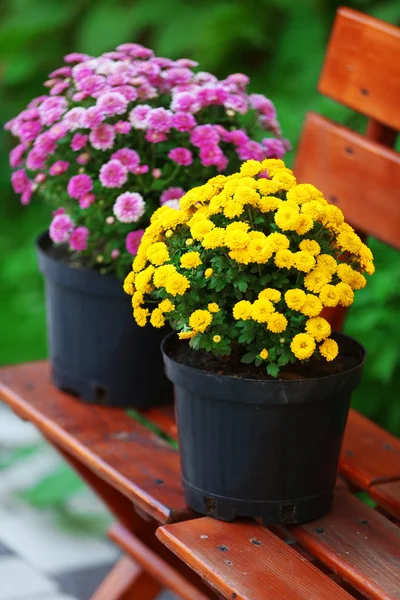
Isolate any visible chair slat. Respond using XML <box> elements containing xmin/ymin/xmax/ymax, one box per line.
<box><xmin>318</xmin><ymin>7</ymin><xmax>400</xmax><ymax>130</ymax></box>
<box><xmin>369</xmin><ymin>481</ymin><xmax>400</xmax><ymax>521</ymax></box>
<box><xmin>294</xmin><ymin>112</ymin><xmax>400</xmax><ymax>249</ymax></box>
<box><xmin>157</xmin><ymin>518</ymin><xmax>355</xmax><ymax>600</ymax></box>
<box><xmin>292</xmin><ymin>492</ymin><xmax>400</xmax><ymax>600</ymax></box>
<box><xmin>340</xmin><ymin>409</ymin><xmax>400</xmax><ymax>488</ymax></box>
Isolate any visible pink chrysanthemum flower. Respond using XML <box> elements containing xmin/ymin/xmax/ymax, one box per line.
<box><xmin>52</xmin><ymin>207</ymin><xmax>66</xmax><ymax>217</ymax></box>
<box><xmin>113</xmin><ymin>192</ymin><xmax>145</xmax><ymax>223</ymax></box>
<box><xmin>168</xmin><ymin>147</ymin><xmax>192</xmax><ymax>166</ymax></box>
<box><xmin>21</xmin><ymin>183</ymin><xmax>34</xmax><ymax>206</ymax></box>
<box><xmin>113</xmin><ymin>85</ymin><xmax>138</xmax><ymax>102</ymax></box>
<box><xmin>133</xmin><ymin>164</ymin><xmax>149</xmax><ymax>175</ymax></box>
<box><xmin>199</xmin><ymin>144</ymin><xmax>224</xmax><ymax>167</ymax></box>
<box><xmin>50</xmin><ymin>80</ymin><xmax>70</xmax><ymax>96</ymax></box>
<box><xmin>70</xmin><ymin>133</ymin><xmax>88</xmax><ymax>152</ymax></box>
<box><xmin>35</xmin><ymin>173</ymin><xmax>46</xmax><ymax>183</ymax></box>
<box><xmin>111</xmin><ymin>148</ymin><xmax>140</xmax><ymax>171</ymax></box>
<box><xmin>170</xmin><ymin>92</ymin><xmax>200</xmax><ymax>113</ymax></box>
<box><xmin>82</xmin><ymin>106</ymin><xmax>104</xmax><ymax>129</ymax></box>
<box><xmin>11</xmin><ymin>169</ymin><xmax>30</xmax><ymax>194</ymax></box>
<box><xmin>49</xmin><ymin>213</ymin><xmax>75</xmax><ymax>243</ymax></box>
<box><xmin>171</xmin><ymin>112</ymin><xmax>196</xmax><ymax>132</ymax></box>
<box><xmin>237</xmin><ymin>140</ymin><xmax>266</xmax><ymax>161</ymax></box>
<box><xmin>160</xmin><ymin>187</ymin><xmax>185</xmax><ymax>205</ymax></box>
<box><xmin>19</xmin><ymin>120</ymin><xmax>42</xmax><ymax>143</ymax></box>
<box><xmin>64</xmin><ymin>53</ymin><xmax>91</xmax><ymax>63</ymax></box>
<box><xmin>125</xmin><ymin>229</ymin><xmax>145</xmax><ymax>255</ymax></box>
<box><xmin>229</xmin><ymin>129</ymin><xmax>249</xmax><ymax>146</ymax></box>
<box><xmin>147</xmin><ymin>107</ymin><xmax>173</xmax><ymax>132</ymax></box>
<box><xmin>249</xmin><ymin>94</ymin><xmax>277</xmax><ymax>121</ymax></box>
<box><xmin>63</xmin><ymin>107</ymin><xmax>86</xmax><ymax>131</ymax></box>
<box><xmin>89</xmin><ymin>124</ymin><xmax>115</xmax><ymax>150</ymax></box>
<box><xmin>145</xmin><ymin>130</ymin><xmax>167</xmax><ymax>144</ymax></box>
<box><xmin>114</xmin><ymin>120</ymin><xmax>131</xmax><ymax>134</ymax></box>
<box><xmin>67</xmin><ymin>174</ymin><xmax>93</xmax><ymax>199</ymax></box>
<box><xmin>128</xmin><ymin>104</ymin><xmax>151</xmax><ymax>129</ymax></box>
<box><xmin>96</xmin><ymin>91</ymin><xmax>128</xmax><ymax>116</ymax></box>
<box><xmin>262</xmin><ymin>138</ymin><xmax>286</xmax><ymax>159</ymax></box>
<box><xmin>26</xmin><ymin>148</ymin><xmax>46</xmax><ymax>171</ymax></box>
<box><xmin>79</xmin><ymin>193</ymin><xmax>95</xmax><ymax>209</ymax></box>
<box><xmin>69</xmin><ymin>226</ymin><xmax>89</xmax><ymax>251</ymax></box>
<box><xmin>190</xmin><ymin>124</ymin><xmax>219</xmax><ymax>147</ymax></box>
<box><xmin>48</xmin><ymin>122</ymin><xmax>69</xmax><ymax>140</ymax></box>
<box><xmin>99</xmin><ymin>159</ymin><xmax>128</xmax><ymax>188</ymax></box>
<box><xmin>225</xmin><ymin>94</ymin><xmax>249</xmax><ymax>115</ymax></box>
<box><xmin>49</xmin><ymin>161</ymin><xmax>69</xmax><ymax>176</ymax></box>
<box><xmin>152</xmin><ymin>168</ymin><xmax>162</xmax><ymax>179</ymax></box>
<box><xmin>9</xmin><ymin>144</ymin><xmax>27</xmax><ymax>168</ymax></box>
<box><xmin>39</xmin><ymin>96</ymin><xmax>67</xmax><ymax>126</ymax></box>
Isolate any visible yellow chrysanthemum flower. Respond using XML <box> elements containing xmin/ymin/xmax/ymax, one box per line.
<box><xmin>305</xmin><ymin>317</ymin><xmax>331</xmax><ymax>342</ymax></box>
<box><xmin>191</xmin><ymin>219</ymin><xmax>215</xmax><ymax>241</ymax></box>
<box><xmin>267</xmin><ymin>312</ymin><xmax>288</xmax><ymax>333</ymax></box>
<box><xmin>178</xmin><ymin>330</ymin><xmax>197</xmax><ymax>340</ymax></box>
<box><xmin>304</xmin><ymin>268</ymin><xmax>332</xmax><ymax>293</ymax></box>
<box><xmin>251</xmin><ymin>298</ymin><xmax>275</xmax><ymax>323</ymax></box>
<box><xmin>223</xmin><ymin>200</ymin><xmax>245</xmax><ymax>219</ymax></box>
<box><xmin>337</xmin><ymin>264</ymin><xmax>366</xmax><ymax>290</ymax></box>
<box><xmin>185</xmin><ymin>238</ymin><xmax>194</xmax><ymax>246</ymax></box>
<box><xmin>267</xmin><ymin>232</ymin><xmax>290</xmax><ymax>252</ymax></box>
<box><xmin>226</xmin><ymin>221</ymin><xmax>250</xmax><ymax>233</ymax></box>
<box><xmin>165</xmin><ymin>273</ymin><xmax>190</xmax><ymax>297</ymax></box>
<box><xmin>248</xmin><ymin>237</ymin><xmax>273</xmax><ymax>263</ymax></box>
<box><xmin>233</xmin><ymin>300</ymin><xmax>252</xmax><ymax>320</ymax></box>
<box><xmin>274</xmin><ymin>204</ymin><xmax>300</xmax><ymax>231</ymax></box>
<box><xmin>336</xmin><ymin>282</ymin><xmax>355</xmax><ymax>307</ymax></box>
<box><xmin>180</xmin><ymin>251</ymin><xmax>202</xmax><ymax>269</ymax></box>
<box><xmin>150</xmin><ymin>308</ymin><xmax>165</xmax><ymax>328</ymax></box>
<box><xmin>204</xmin><ymin>268</ymin><xmax>213</xmax><ymax>278</ymax></box>
<box><xmin>274</xmin><ymin>249</ymin><xmax>294</xmax><ymax>269</ymax></box>
<box><xmin>300</xmin><ymin>294</ymin><xmax>323</xmax><ymax>317</ymax></box>
<box><xmin>260</xmin><ymin>158</ymin><xmax>286</xmax><ymax>176</ymax></box>
<box><xmin>336</xmin><ymin>230</ymin><xmax>363</xmax><ymax>255</ymax></box>
<box><xmin>259</xmin><ymin>348</ymin><xmax>269</xmax><ymax>360</ymax></box>
<box><xmin>323</xmin><ymin>205</ymin><xmax>344</xmax><ymax>228</ymax></box>
<box><xmin>290</xmin><ymin>333</ymin><xmax>316</xmax><ymax>360</ymax></box>
<box><xmin>189</xmin><ymin>309</ymin><xmax>213</xmax><ymax>333</ymax></box>
<box><xmin>301</xmin><ymin>200</ymin><xmax>325</xmax><ymax>220</ymax></box>
<box><xmin>256</xmin><ymin>179</ymin><xmax>280</xmax><ymax>196</ymax></box>
<box><xmin>131</xmin><ymin>291</ymin><xmax>144</xmax><ymax>309</ymax></box>
<box><xmin>234</xmin><ymin>185</ymin><xmax>260</xmax><ymax>207</ymax></box>
<box><xmin>272</xmin><ymin>168</ymin><xmax>297</xmax><ymax>190</ymax></box>
<box><xmin>132</xmin><ymin>253</ymin><xmax>147</xmax><ymax>273</ymax></box>
<box><xmin>285</xmin><ymin>289</ymin><xmax>306</xmax><ymax>311</ymax></box>
<box><xmin>316</xmin><ymin>254</ymin><xmax>337</xmax><ymax>276</ymax></box>
<box><xmin>258</xmin><ymin>288</ymin><xmax>281</xmax><ymax>303</ymax></box>
<box><xmin>159</xmin><ymin>299</ymin><xmax>175</xmax><ymax>313</ymax></box>
<box><xmin>299</xmin><ymin>239</ymin><xmax>321</xmax><ymax>256</ymax></box>
<box><xmin>133</xmin><ymin>306</ymin><xmax>149</xmax><ymax>327</ymax></box>
<box><xmin>258</xmin><ymin>195</ymin><xmax>281</xmax><ymax>213</ymax></box>
<box><xmin>319</xmin><ymin>284</ymin><xmax>340</xmax><ymax>307</ymax></box>
<box><xmin>146</xmin><ymin>242</ymin><xmax>170</xmax><ymax>266</ymax></box>
<box><xmin>319</xmin><ymin>338</ymin><xmax>339</xmax><ymax>362</ymax></box>
<box><xmin>224</xmin><ymin>229</ymin><xmax>250</xmax><ymax>250</ymax></box>
<box><xmin>165</xmin><ymin>230</ymin><xmax>173</xmax><ymax>239</ymax></box>
<box><xmin>123</xmin><ymin>272</ymin><xmax>135</xmax><ymax>295</ymax></box>
<box><xmin>286</xmin><ymin>183</ymin><xmax>324</xmax><ymax>205</ymax></box>
<box><xmin>153</xmin><ymin>264</ymin><xmax>177</xmax><ymax>288</ymax></box>
<box><xmin>201</xmin><ymin>227</ymin><xmax>225</xmax><ymax>249</ymax></box>
<box><xmin>135</xmin><ymin>265</ymin><xmax>155</xmax><ymax>292</ymax></box>
<box><xmin>213</xmin><ymin>335</ymin><xmax>222</xmax><ymax>343</ymax></box>
<box><xmin>208</xmin><ymin>303</ymin><xmax>220</xmax><ymax>313</ymax></box>
<box><xmin>295</xmin><ymin>214</ymin><xmax>314</xmax><ymax>235</ymax></box>
<box><xmin>229</xmin><ymin>249</ymin><xmax>251</xmax><ymax>264</ymax></box>
<box><xmin>293</xmin><ymin>251</ymin><xmax>316</xmax><ymax>273</ymax></box>
<box><xmin>240</xmin><ymin>160</ymin><xmax>262</xmax><ymax>177</ymax></box>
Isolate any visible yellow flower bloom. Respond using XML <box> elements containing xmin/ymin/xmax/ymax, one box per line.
<box><xmin>240</xmin><ymin>160</ymin><xmax>262</xmax><ymax>177</ymax></box>
<box><xmin>224</xmin><ymin>229</ymin><xmax>250</xmax><ymax>250</ymax></box>
<box><xmin>159</xmin><ymin>299</ymin><xmax>175</xmax><ymax>313</ymax></box>
<box><xmin>336</xmin><ymin>230</ymin><xmax>362</xmax><ymax>255</ymax></box>
<box><xmin>272</xmin><ymin>168</ymin><xmax>297</xmax><ymax>190</ymax></box>
<box><xmin>274</xmin><ymin>204</ymin><xmax>300</xmax><ymax>231</ymax></box>
<box><xmin>226</xmin><ymin>221</ymin><xmax>250</xmax><ymax>233</ymax></box>
<box><xmin>229</xmin><ymin>249</ymin><xmax>251</xmax><ymax>264</ymax></box>
<box><xmin>204</xmin><ymin>268</ymin><xmax>213</xmax><ymax>278</ymax></box>
<box><xmin>287</xmin><ymin>183</ymin><xmax>324</xmax><ymax>205</ymax></box>
<box><xmin>335</xmin><ymin>282</ymin><xmax>355</xmax><ymax>307</ymax></box>
<box><xmin>165</xmin><ymin>230</ymin><xmax>173</xmax><ymax>239</ymax></box>
<box><xmin>260</xmin><ymin>158</ymin><xmax>286</xmax><ymax>176</ymax></box>
<box><xmin>157</xmin><ymin>206</ymin><xmax>186</xmax><ymax>230</ymax></box>
<box><xmin>233</xmin><ymin>300</ymin><xmax>252</xmax><ymax>320</ymax></box>
<box><xmin>337</xmin><ymin>264</ymin><xmax>366</xmax><ymax>290</ymax></box>
<box><xmin>208</xmin><ymin>303</ymin><xmax>220</xmax><ymax>313</ymax></box>
<box><xmin>178</xmin><ymin>330</ymin><xmax>197</xmax><ymax>340</ymax></box>
<box><xmin>191</xmin><ymin>219</ymin><xmax>215</xmax><ymax>241</ymax></box>
<box><xmin>267</xmin><ymin>232</ymin><xmax>290</xmax><ymax>251</ymax></box>
<box><xmin>248</xmin><ymin>237</ymin><xmax>273</xmax><ymax>263</ymax></box>
<box><xmin>132</xmin><ymin>253</ymin><xmax>147</xmax><ymax>273</ymax></box>
<box><xmin>233</xmin><ymin>185</ymin><xmax>260</xmax><ymax>206</ymax></box>
<box><xmin>319</xmin><ymin>338</ymin><xmax>339</xmax><ymax>362</ymax></box>
<box><xmin>293</xmin><ymin>251</ymin><xmax>316</xmax><ymax>273</ymax></box>
<box><xmin>189</xmin><ymin>309</ymin><xmax>213</xmax><ymax>333</ymax></box>
<box><xmin>131</xmin><ymin>291</ymin><xmax>144</xmax><ymax>309</ymax></box>
<box><xmin>135</xmin><ymin>265</ymin><xmax>155</xmax><ymax>292</ymax></box>
<box><xmin>123</xmin><ymin>272</ymin><xmax>135</xmax><ymax>295</ymax></box>
<box><xmin>186</xmin><ymin>238</ymin><xmax>194</xmax><ymax>246</ymax></box>
<box><xmin>258</xmin><ymin>195</ymin><xmax>281</xmax><ymax>213</ymax></box>
<box><xmin>267</xmin><ymin>312</ymin><xmax>288</xmax><ymax>333</ymax></box>
<box><xmin>364</xmin><ymin>261</ymin><xmax>375</xmax><ymax>276</ymax></box>
<box><xmin>358</xmin><ymin>243</ymin><xmax>374</xmax><ymax>265</ymax></box>
<box><xmin>258</xmin><ymin>288</ymin><xmax>281</xmax><ymax>303</ymax></box>
<box><xmin>299</xmin><ymin>239</ymin><xmax>320</xmax><ymax>256</ymax></box>
<box><xmin>305</xmin><ymin>317</ymin><xmax>331</xmax><ymax>342</ymax></box>
<box><xmin>295</xmin><ymin>214</ymin><xmax>314</xmax><ymax>235</ymax></box>
<box><xmin>290</xmin><ymin>333</ymin><xmax>316</xmax><ymax>360</ymax></box>
<box><xmin>165</xmin><ymin>273</ymin><xmax>191</xmax><ymax>297</ymax></box>
<box><xmin>323</xmin><ymin>205</ymin><xmax>344</xmax><ymax>228</ymax></box>
<box><xmin>153</xmin><ymin>264</ymin><xmax>177</xmax><ymax>288</ymax></box>
<box><xmin>300</xmin><ymin>294</ymin><xmax>323</xmax><ymax>317</ymax></box>
<box><xmin>146</xmin><ymin>242</ymin><xmax>170</xmax><ymax>266</ymax></box>
<box><xmin>150</xmin><ymin>308</ymin><xmax>165</xmax><ymax>328</ymax></box>
<box><xmin>274</xmin><ymin>249</ymin><xmax>294</xmax><ymax>269</ymax></box>
<box><xmin>285</xmin><ymin>289</ymin><xmax>306</xmax><ymax>311</ymax></box>
<box><xmin>259</xmin><ymin>348</ymin><xmax>269</xmax><ymax>360</ymax></box>
<box><xmin>301</xmin><ymin>201</ymin><xmax>325</xmax><ymax>220</ymax></box>
<box><xmin>180</xmin><ymin>251</ymin><xmax>202</xmax><ymax>269</ymax></box>
<box><xmin>319</xmin><ymin>284</ymin><xmax>340</xmax><ymax>307</ymax></box>
<box><xmin>213</xmin><ymin>335</ymin><xmax>222</xmax><ymax>343</ymax></box>
<box><xmin>202</xmin><ymin>227</ymin><xmax>226</xmax><ymax>249</ymax></box>
<box><xmin>133</xmin><ymin>306</ymin><xmax>149</xmax><ymax>327</ymax></box>
<box><xmin>304</xmin><ymin>268</ymin><xmax>332</xmax><ymax>293</ymax></box>
<box><xmin>223</xmin><ymin>200</ymin><xmax>244</xmax><ymax>219</ymax></box>
<box><xmin>251</xmin><ymin>298</ymin><xmax>275</xmax><ymax>323</ymax></box>
<box><xmin>316</xmin><ymin>254</ymin><xmax>337</xmax><ymax>276</ymax></box>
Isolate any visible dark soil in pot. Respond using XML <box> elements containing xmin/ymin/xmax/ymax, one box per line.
<box><xmin>37</xmin><ymin>232</ymin><xmax>173</xmax><ymax>408</ymax></box>
<box><xmin>162</xmin><ymin>331</ymin><xmax>365</xmax><ymax>525</ymax></box>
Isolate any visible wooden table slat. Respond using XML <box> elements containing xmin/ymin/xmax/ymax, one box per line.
<box><xmin>369</xmin><ymin>481</ymin><xmax>400</xmax><ymax>522</ymax></box>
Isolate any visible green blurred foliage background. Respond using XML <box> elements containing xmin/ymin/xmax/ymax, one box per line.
<box><xmin>1</xmin><ymin>0</ymin><xmax>399</xmax><ymax>434</ymax></box>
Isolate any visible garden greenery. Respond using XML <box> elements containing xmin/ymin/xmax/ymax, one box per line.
<box><xmin>126</xmin><ymin>158</ymin><xmax>375</xmax><ymax>376</ymax></box>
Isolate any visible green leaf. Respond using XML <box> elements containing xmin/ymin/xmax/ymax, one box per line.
<box><xmin>267</xmin><ymin>362</ymin><xmax>279</xmax><ymax>378</ymax></box>
<box><xmin>241</xmin><ymin>351</ymin><xmax>256</xmax><ymax>364</ymax></box>
<box><xmin>237</xmin><ymin>280</ymin><xmax>248</xmax><ymax>293</ymax></box>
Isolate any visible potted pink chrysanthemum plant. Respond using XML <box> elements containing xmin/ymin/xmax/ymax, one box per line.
<box><xmin>6</xmin><ymin>43</ymin><xmax>288</xmax><ymax>407</ymax></box>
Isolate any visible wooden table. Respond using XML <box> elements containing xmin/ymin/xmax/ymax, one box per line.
<box><xmin>1</xmin><ymin>360</ymin><xmax>400</xmax><ymax>600</ymax></box>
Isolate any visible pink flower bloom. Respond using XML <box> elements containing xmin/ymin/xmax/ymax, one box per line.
<box><xmin>225</xmin><ymin>73</ymin><xmax>250</xmax><ymax>88</ymax></box>
<box><xmin>77</xmin><ymin>152</ymin><xmax>90</xmax><ymax>165</ymax></box>
<box><xmin>89</xmin><ymin>124</ymin><xmax>115</xmax><ymax>150</ymax></box>
<box><xmin>49</xmin><ymin>213</ymin><xmax>74</xmax><ymax>243</ymax></box>
<box><xmin>79</xmin><ymin>193</ymin><xmax>95</xmax><ymax>209</ymax></box>
<box><xmin>194</xmin><ymin>71</ymin><xmax>218</xmax><ymax>85</ymax></box>
<box><xmin>199</xmin><ymin>144</ymin><xmax>224</xmax><ymax>167</ymax></box>
<box><xmin>145</xmin><ymin>130</ymin><xmax>167</xmax><ymax>144</ymax></box>
<box><xmin>168</xmin><ymin>147</ymin><xmax>192</xmax><ymax>166</ymax></box>
<box><xmin>112</xmin><ymin>85</ymin><xmax>138</xmax><ymax>102</ymax></box>
<box><xmin>19</xmin><ymin>108</ymin><xmax>40</xmax><ymax>120</ymax></box>
<box><xmin>137</xmin><ymin>82</ymin><xmax>158</xmax><ymax>101</ymax></box>
<box><xmin>64</xmin><ymin>53</ymin><xmax>91</xmax><ymax>63</ymax></box>
<box><xmin>229</xmin><ymin>129</ymin><xmax>249</xmax><ymax>146</ymax></box>
<box><xmin>111</xmin><ymin>249</ymin><xmax>120</xmax><ymax>259</ymax></box>
<box><xmin>26</xmin><ymin>148</ymin><xmax>46</xmax><ymax>171</ymax></box>
<box><xmin>111</xmin><ymin>148</ymin><xmax>140</xmax><ymax>171</ymax></box>
<box><xmin>262</xmin><ymin>138</ymin><xmax>286</xmax><ymax>159</ymax></box>
<box><xmin>72</xmin><ymin>91</ymin><xmax>89</xmax><ymax>102</ymax></box>
<box><xmin>197</xmin><ymin>86</ymin><xmax>228</xmax><ymax>106</ymax></box>
<box><xmin>21</xmin><ymin>183</ymin><xmax>34</xmax><ymax>205</ymax></box>
<box><xmin>9</xmin><ymin>144</ymin><xmax>27</xmax><ymax>168</ymax></box>
<box><xmin>116</xmin><ymin>43</ymin><xmax>153</xmax><ymax>59</ymax></box>
<box><xmin>82</xmin><ymin>106</ymin><xmax>104</xmax><ymax>129</ymax></box>
<box><xmin>174</xmin><ymin>58</ymin><xmax>198</xmax><ymax>68</ymax></box>
<box><xmin>49</xmin><ymin>161</ymin><xmax>69</xmax><ymax>176</ymax></box>
<box><xmin>99</xmin><ymin>159</ymin><xmax>128</xmax><ymax>188</ymax></box>
<box><xmin>163</xmin><ymin>67</ymin><xmax>193</xmax><ymax>86</ymax></box>
<box><xmin>216</xmin><ymin>154</ymin><xmax>229</xmax><ymax>172</ymax></box>
<box><xmin>34</xmin><ymin>132</ymin><xmax>56</xmax><ymax>154</ymax></box>
<box><xmin>249</xmin><ymin>94</ymin><xmax>277</xmax><ymax>120</ymax></box>
<box><xmin>114</xmin><ymin>120</ymin><xmax>131</xmax><ymax>134</ymax></box>
<box><xmin>213</xmin><ymin>125</ymin><xmax>231</xmax><ymax>143</ymax></box>
<box><xmin>160</xmin><ymin>187</ymin><xmax>185</xmax><ymax>205</ymax></box>
<box><xmin>11</xmin><ymin>169</ymin><xmax>29</xmax><ymax>193</ymax></box>
<box><xmin>152</xmin><ymin>168</ymin><xmax>162</xmax><ymax>179</ymax></box>
<box><xmin>67</xmin><ymin>174</ymin><xmax>93</xmax><ymax>199</ymax></box>
<box><xmin>76</xmin><ymin>75</ymin><xmax>106</xmax><ymax>96</ymax></box>
<box><xmin>237</xmin><ymin>140</ymin><xmax>265</xmax><ymax>161</ymax></box>
<box><xmin>96</xmin><ymin>91</ymin><xmax>128</xmax><ymax>116</ymax></box>
<box><xmin>105</xmin><ymin>216</ymin><xmax>115</xmax><ymax>225</ymax></box>
<box><xmin>19</xmin><ymin>120</ymin><xmax>42</xmax><ymax>143</ymax></box>
<box><xmin>39</xmin><ymin>96</ymin><xmax>67</xmax><ymax>125</ymax></box>
<box><xmin>129</xmin><ymin>105</ymin><xmax>151</xmax><ymax>129</ymax></box>
<box><xmin>147</xmin><ymin>108</ymin><xmax>172</xmax><ymax>132</ymax></box>
<box><xmin>50</xmin><ymin>80</ymin><xmax>70</xmax><ymax>95</ymax></box>
<box><xmin>125</xmin><ymin>229</ymin><xmax>145</xmax><ymax>255</ymax></box>
<box><xmin>63</xmin><ymin>107</ymin><xmax>86</xmax><ymax>131</ymax></box>
<box><xmin>71</xmin><ymin>133</ymin><xmax>88</xmax><ymax>151</ymax></box>
<box><xmin>225</xmin><ymin>94</ymin><xmax>249</xmax><ymax>114</ymax></box>
<box><xmin>72</xmin><ymin>64</ymin><xmax>94</xmax><ymax>81</ymax></box>
<box><xmin>52</xmin><ymin>207</ymin><xmax>65</xmax><ymax>216</ymax></box>
<box><xmin>190</xmin><ymin>124</ymin><xmax>219</xmax><ymax>147</ymax></box>
<box><xmin>49</xmin><ymin>67</ymin><xmax>72</xmax><ymax>78</ymax></box>
<box><xmin>260</xmin><ymin>116</ymin><xmax>281</xmax><ymax>136</ymax></box>
<box><xmin>133</xmin><ymin>164</ymin><xmax>149</xmax><ymax>175</ymax></box>
<box><xmin>171</xmin><ymin>112</ymin><xmax>196</xmax><ymax>132</ymax></box>
<box><xmin>35</xmin><ymin>173</ymin><xmax>46</xmax><ymax>183</ymax></box>
<box><xmin>170</xmin><ymin>92</ymin><xmax>200</xmax><ymax>113</ymax></box>
<box><xmin>69</xmin><ymin>226</ymin><xmax>89</xmax><ymax>251</ymax></box>
<box><xmin>113</xmin><ymin>192</ymin><xmax>145</xmax><ymax>223</ymax></box>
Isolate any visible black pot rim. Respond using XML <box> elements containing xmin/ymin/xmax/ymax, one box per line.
<box><xmin>161</xmin><ymin>330</ymin><xmax>366</xmax><ymax>386</ymax></box>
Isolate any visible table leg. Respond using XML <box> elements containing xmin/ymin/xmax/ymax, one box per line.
<box><xmin>90</xmin><ymin>555</ymin><xmax>161</xmax><ymax>600</ymax></box>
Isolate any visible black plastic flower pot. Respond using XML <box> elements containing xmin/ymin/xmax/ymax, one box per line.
<box><xmin>162</xmin><ymin>331</ymin><xmax>365</xmax><ymax>525</ymax></box>
<box><xmin>37</xmin><ymin>233</ymin><xmax>173</xmax><ymax>408</ymax></box>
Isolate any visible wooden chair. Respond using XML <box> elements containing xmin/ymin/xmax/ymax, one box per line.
<box><xmin>0</xmin><ymin>7</ymin><xmax>399</xmax><ymax>600</ymax></box>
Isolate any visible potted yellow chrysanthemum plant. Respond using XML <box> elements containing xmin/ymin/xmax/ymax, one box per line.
<box><xmin>124</xmin><ymin>158</ymin><xmax>374</xmax><ymax>524</ymax></box>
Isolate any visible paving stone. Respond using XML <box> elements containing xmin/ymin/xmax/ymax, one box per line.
<box><xmin>0</xmin><ymin>556</ymin><xmax>58</xmax><ymax>600</ymax></box>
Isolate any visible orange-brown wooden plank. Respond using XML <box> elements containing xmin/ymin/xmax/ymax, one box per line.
<box><xmin>318</xmin><ymin>7</ymin><xmax>400</xmax><ymax>130</ymax></box>
<box><xmin>0</xmin><ymin>361</ymin><xmax>192</xmax><ymax>524</ymax></box>
<box><xmin>157</xmin><ymin>518</ymin><xmax>355</xmax><ymax>600</ymax></box>
<box><xmin>294</xmin><ymin>112</ymin><xmax>400</xmax><ymax>249</ymax></box>
<box><xmin>369</xmin><ymin>481</ymin><xmax>400</xmax><ymax>521</ymax></box>
<box><xmin>143</xmin><ymin>405</ymin><xmax>178</xmax><ymax>442</ymax></box>
<box><xmin>292</xmin><ymin>492</ymin><xmax>400</xmax><ymax>600</ymax></box>
<box><xmin>340</xmin><ymin>409</ymin><xmax>400</xmax><ymax>489</ymax></box>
